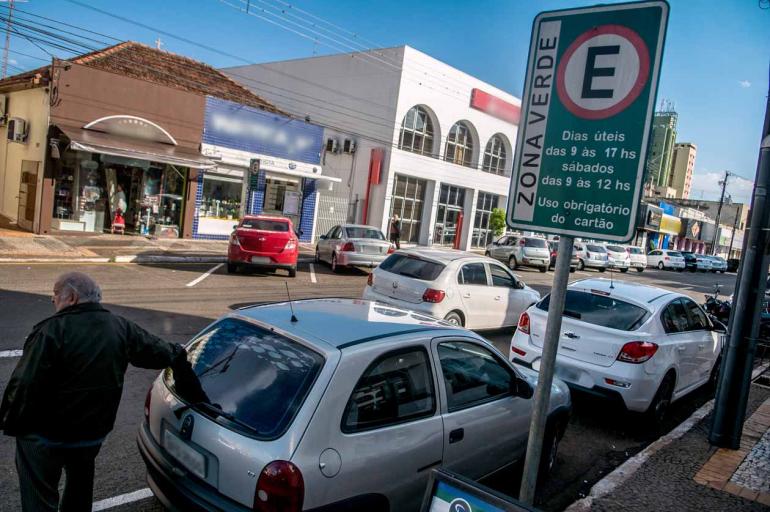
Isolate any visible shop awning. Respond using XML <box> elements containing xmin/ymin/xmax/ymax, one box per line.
<box><xmin>57</xmin><ymin>125</ymin><xmax>216</xmax><ymax>169</ymax></box>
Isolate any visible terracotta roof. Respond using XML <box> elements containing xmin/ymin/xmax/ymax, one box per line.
<box><xmin>0</xmin><ymin>41</ymin><xmax>285</xmax><ymax>115</ymax></box>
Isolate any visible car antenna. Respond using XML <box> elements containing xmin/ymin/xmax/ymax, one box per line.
<box><xmin>609</xmin><ymin>265</ymin><xmax>615</xmax><ymax>290</ymax></box>
<box><xmin>285</xmin><ymin>282</ymin><xmax>298</xmax><ymax>322</ymax></box>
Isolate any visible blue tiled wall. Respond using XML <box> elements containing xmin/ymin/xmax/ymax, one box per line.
<box><xmin>299</xmin><ymin>179</ymin><xmax>316</xmax><ymax>242</ymax></box>
<box><xmin>247</xmin><ymin>172</ymin><xmax>266</xmax><ymax>215</ymax></box>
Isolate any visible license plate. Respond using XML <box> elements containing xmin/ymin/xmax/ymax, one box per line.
<box><xmin>163</xmin><ymin>429</ymin><xmax>206</xmax><ymax>479</ymax></box>
<box><xmin>251</xmin><ymin>256</ymin><xmax>271</xmax><ymax>264</ymax></box>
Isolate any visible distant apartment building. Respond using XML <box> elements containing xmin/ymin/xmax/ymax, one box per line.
<box><xmin>668</xmin><ymin>142</ymin><xmax>696</xmax><ymax>198</ymax></box>
<box><xmin>647</xmin><ymin>111</ymin><xmax>678</xmax><ymax>189</ymax></box>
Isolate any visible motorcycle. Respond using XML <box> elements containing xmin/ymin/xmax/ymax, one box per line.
<box><xmin>703</xmin><ymin>284</ymin><xmax>770</xmax><ymax>342</ymax></box>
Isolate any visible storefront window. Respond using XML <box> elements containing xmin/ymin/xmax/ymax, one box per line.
<box><xmin>199</xmin><ymin>171</ymin><xmax>244</xmax><ymax>235</ymax></box>
<box><xmin>263</xmin><ymin>176</ymin><xmax>302</xmax><ymax>227</ymax></box>
<box><xmin>472</xmin><ymin>192</ymin><xmax>499</xmax><ymax>247</ymax></box>
<box><xmin>52</xmin><ymin>150</ymin><xmax>188</xmax><ymax>237</ymax></box>
<box><xmin>434</xmin><ymin>184</ymin><xmax>466</xmax><ymax>246</ymax></box>
<box><xmin>389</xmin><ymin>174</ymin><xmax>425</xmax><ymax>244</ymax></box>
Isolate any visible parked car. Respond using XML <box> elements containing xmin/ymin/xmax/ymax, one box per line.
<box><xmin>227</xmin><ymin>215</ymin><xmax>298</xmax><ymax>276</ymax></box>
<box><xmin>486</xmin><ymin>235</ymin><xmax>550</xmax><ymax>273</ymax></box>
<box><xmin>626</xmin><ymin>246</ymin><xmax>647</xmax><ymax>272</ymax></box>
<box><xmin>646</xmin><ymin>249</ymin><xmax>686</xmax><ymax>271</ymax></box>
<box><xmin>139</xmin><ymin>299</ymin><xmax>571</xmax><ymax>512</ymax></box>
<box><xmin>315</xmin><ymin>224</ymin><xmax>393</xmax><ymax>272</ymax></box>
<box><xmin>510</xmin><ymin>279</ymin><xmax>725</xmax><ymax>425</ymax></box>
<box><xmin>603</xmin><ymin>244</ymin><xmax>631</xmax><ymax>273</ymax></box>
<box><xmin>573</xmin><ymin>242</ymin><xmax>608</xmax><ymax>272</ymax></box>
<box><xmin>547</xmin><ymin>241</ymin><xmax>578</xmax><ymax>272</ymax></box>
<box><xmin>681</xmin><ymin>251</ymin><xmax>712</xmax><ymax>272</ymax></box>
<box><xmin>363</xmin><ymin>249</ymin><xmax>540</xmax><ymax>329</ymax></box>
<box><xmin>704</xmin><ymin>255</ymin><xmax>727</xmax><ymax>273</ymax></box>
<box><xmin>727</xmin><ymin>258</ymin><xmax>740</xmax><ymax>272</ymax></box>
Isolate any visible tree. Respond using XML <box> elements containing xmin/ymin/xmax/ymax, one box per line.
<box><xmin>489</xmin><ymin>208</ymin><xmax>506</xmax><ymax>237</ymax></box>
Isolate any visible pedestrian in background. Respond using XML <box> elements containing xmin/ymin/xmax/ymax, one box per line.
<box><xmin>0</xmin><ymin>272</ymin><xmax>191</xmax><ymax>512</ymax></box>
<box><xmin>389</xmin><ymin>213</ymin><xmax>402</xmax><ymax>249</ymax></box>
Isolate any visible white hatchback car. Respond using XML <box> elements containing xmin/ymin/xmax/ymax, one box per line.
<box><xmin>510</xmin><ymin>279</ymin><xmax>724</xmax><ymax>424</ymax></box>
<box><xmin>626</xmin><ymin>246</ymin><xmax>648</xmax><ymax>272</ymax></box>
<box><xmin>603</xmin><ymin>244</ymin><xmax>631</xmax><ymax>272</ymax></box>
<box><xmin>573</xmin><ymin>242</ymin><xmax>609</xmax><ymax>272</ymax></box>
<box><xmin>363</xmin><ymin>249</ymin><xmax>540</xmax><ymax>329</ymax></box>
<box><xmin>646</xmin><ymin>249</ymin><xmax>686</xmax><ymax>270</ymax></box>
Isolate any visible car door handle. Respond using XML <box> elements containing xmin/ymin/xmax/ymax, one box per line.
<box><xmin>463</xmin><ymin>293</ymin><xmax>471</xmax><ymax>298</ymax></box>
<box><xmin>563</xmin><ymin>332</ymin><xmax>580</xmax><ymax>339</ymax></box>
<box><xmin>449</xmin><ymin>428</ymin><xmax>464</xmax><ymax>444</ymax></box>
<box><xmin>698</xmin><ymin>344</ymin><xmax>706</xmax><ymax>350</ymax></box>
<box><xmin>494</xmin><ymin>296</ymin><xmax>502</xmax><ymax>301</ymax></box>
<box><xmin>677</xmin><ymin>345</ymin><xmax>687</xmax><ymax>352</ymax></box>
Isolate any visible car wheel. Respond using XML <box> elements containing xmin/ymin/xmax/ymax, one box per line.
<box><xmin>484</xmin><ymin>251</ymin><xmax>491</xmax><ymax>257</ymax></box>
<box><xmin>577</xmin><ymin>259</ymin><xmax>585</xmax><ymax>271</ymax></box>
<box><xmin>657</xmin><ymin>261</ymin><xmax>664</xmax><ymax>270</ymax></box>
<box><xmin>509</xmin><ymin>256</ymin><xmax>519</xmax><ymax>270</ymax></box>
<box><xmin>646</xmin><ymin>373</ymin><xmax>675</xmax><ymax>428</ymax></box>
<box><xmin>539</xmin><ymin>424</ymin><xmax>562</xmax><ymax>480</ymax></box>
<box><xmin>569</xmin><ymin>267</ymin><xmax>576</xmax><ymax>273</ymax></box>
<box><xmin>444</xmin><ymin>311</ymin><xmax>464</xmax><ymax>326</ymax></box>
<box><xmin>708</xmin><ymin>356</ymin><xmax>722</xmax><ymax>393</ymax></box>
<box><xmin>620</xmin><ymin>268</ymin><xmax>628</xmax><ymax>273</ymax></box>
<box><xmin>314</xmin><ymin>248</ymin><xmax>321</xmax><ymax>263</ymax></box>
<box><xmin>331</xmin><ymin>253</ymin><xmax>340</xmax><ymax>273</ymax></box>
<box><xmin>598</xmin><ymin>268</ymin><xmax>606</xmax><ymax>273</ymax></box>
<box><xmin>539</xmin><ymin>266</ymin><xmax>547</xmax><ymax>273</ymax></box>
<box><xmin>227</xmin><ymin>262</ymin><xmax>237</xmax><ymax>274</ymax></box>
<box><xmin>288</xmin><ymin>266</ymin><xmax>297</xmax><ymax>278</ymax></box>
<box><xmin>636</xmin><ymin>267</ymin><xmax>644</xmax><ymax>273</ymax></box>
<box><xmin>720</xmin><ymin>270</ymin><xmax>725</xmax><ymax>274</ymax></box>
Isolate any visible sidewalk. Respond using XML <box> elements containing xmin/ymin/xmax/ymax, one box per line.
<box><xmin>0</xmin><ymin>231</ymin><xmax>316</xmax><ymax>263</ymax></box>
<box><xmin>567</xmin><ymin>365</ymin><xmax>770</xmax><ymax>511</ymax></box>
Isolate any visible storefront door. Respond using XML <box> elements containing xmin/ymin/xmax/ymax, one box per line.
<box><xmin>434</xmin><ymin>184</ymin><xmax>465</xmax><ymax>246</ymax></box>
<box><xmin>262</xmin><ymin>175</ymin><xmax>302</xmax><ymax>227</ymax></box>
<box><xmin>17</xmin><ymin>161</ymin><xmax>39</xmax><ymax>232</ymax></box>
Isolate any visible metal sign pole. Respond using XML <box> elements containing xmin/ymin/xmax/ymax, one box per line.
<box><xmin>519</xmin><ymin>235</ymin><xmax>573</xmax><ymax>504</ymax></box>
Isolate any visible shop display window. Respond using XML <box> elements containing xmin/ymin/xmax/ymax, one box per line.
<box><xmin>198</xmin><ymin>171</ymin><xmax>245</xmax><ymax>236</ymax></box>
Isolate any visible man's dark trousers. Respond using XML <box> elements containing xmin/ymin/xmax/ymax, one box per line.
<box><xmin>16</xmin><ymin>437</ymin><xmax>102</xmax><ymax>512</ymax></box>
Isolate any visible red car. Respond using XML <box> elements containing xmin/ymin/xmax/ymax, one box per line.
<box><xmin>227</xmin><ymin>215</ymin><xmax>299</xmax><ymax>277</ymax></box>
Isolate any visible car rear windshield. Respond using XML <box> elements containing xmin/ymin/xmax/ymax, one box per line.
<box><xmin>345</xmin><ymin>227</ymin><xmax>385</xmax><ymax>240</ymax></box>
<box><xmin>667</xmin><ymin>251</ymin><xmax>683</xmax><ymax>257</ymax></box>
<box><xmin>165</xmin><ymin>318</ymin><xmax>324</xmax><ymax>440</ymax></box>
<box><xmin>628</xmin><ymin>247</ymin><xmax>643</xmax><ymax>254</ymax></box>
<box><xmin>537</xmin><ymin>290</ymin><xmax>650</xmax><ymax>331</ymax></box>
<box><xmin>524</xmin><ymin>238</ymin><xmax>548</xmax><ymax>248</ymax></box>
<box><xmin>586</xmin><ymin>244</ymin><xmax>606</xmax><ymax>252</ymax></box>
<box><xmin>240</xmin><ymin>219</ymin><xmax>290</xmax><ymax>232</ymax></box>
<box><xmin>379</xmin><ymin>254</ymin><xmax>445</xmax><ymax>281</ymax></box>
<box><xmin>605</xmin><ymin>245</ymin><xmax>625</xmax><ymax>252</ymax></box>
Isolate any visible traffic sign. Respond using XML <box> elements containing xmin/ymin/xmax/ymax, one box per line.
<box><xmin>507</xmin><ymin>1</ymin><xmax>669</xmax><ymax>242</ymax></box>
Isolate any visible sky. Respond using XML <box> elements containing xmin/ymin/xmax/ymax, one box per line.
<box><xmin>3</xmin><ymin>0</ymin><xmax>769</xmax><ymax>205</ymax></box>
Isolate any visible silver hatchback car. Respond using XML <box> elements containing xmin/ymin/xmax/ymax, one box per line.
<box><xmin>138</xmin><ymin>299</ymin><xmax>571</xmax><ymax>512</ymax></box>
<box><xmin>316</xmin><ymin>224</ymin><xmax>393</xmax><ymax>272</ymax></box>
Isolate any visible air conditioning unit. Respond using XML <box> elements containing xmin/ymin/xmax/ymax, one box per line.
<box><xmin>325</xmin><ymin>137</ymin><xmax>339</xmax><ymax>154</ymax></box>
<box><xmin>7</xmin><ymin>117</ymin><xmax>28</xmax><ymax>143</ymax></box>
<box><xmin>343</xmin><ymin>138</ymin><xmax>356</xmax><ymax>154</ymax></box>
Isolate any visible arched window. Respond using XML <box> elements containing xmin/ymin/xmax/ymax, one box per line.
<box><xmin>482</xmin><ymin>135</ymin><xmax>508</xmax><ymax>175</ymax></box>
<box><xmin>444</xmin><ymin>122</ymin><xmax>474</xmax><ymax>167</ymax></box>
<box><xmin>399</xmin><ymin>106</ymin><xmax>434</xmax><ymax>156</ymax></box>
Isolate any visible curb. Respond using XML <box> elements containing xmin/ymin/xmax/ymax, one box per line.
<box><xmin>564</xmin><ymin>362</ymin><xmax>770</xmax><ymax>511</ymax></box>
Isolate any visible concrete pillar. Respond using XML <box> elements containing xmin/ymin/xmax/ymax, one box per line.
<box><xmin>460</xmin><ymin>188</ymin><xmax>478</xmax><ymax>251</ymax></box>
<box><xmin>421</xmin><ymin>180</ymin><xmax>440</xmax><ymax>246</ymax></box>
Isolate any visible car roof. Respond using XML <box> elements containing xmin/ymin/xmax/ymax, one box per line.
<box><xmin>242</xmin><ymin>214</ymin><xmax>291</xmax><ymax>222</ymax></box>
<box><xmin>395</xmin><ymin>247</ymin><xmax>482</xmax><ymax>264</ymax></box>
<box><xmin>568</xmin><ymin>278</ymin><xmax>679</xmax><ymax>306</ymax></box>
<box><xmin>339</xmin><ymin>224</ymin><xmax>383</xmax><ymax>231</ymax></box>
<box><xmin>233</xmin><ymin>298</ymin><xmax>466</xmax><ymax>350</ymax></box>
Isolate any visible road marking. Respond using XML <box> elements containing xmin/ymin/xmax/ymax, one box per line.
<box><xmin>185</xmin><ymin>263</ymin><xmax>223</xmax><ymax>287</ymax></box>
<box><xmin>92</xmin><ymin>487</ymin><xmax>153</xmax><ymax>511</ymax></box>
<box><xmin>309</xmin><ymin>263</ymin><xmax>317</xmax><ymax>283</ymax></box>
<box><xmin>0</xmin><ymin>349</ymin><xmax>22</xmax><ymax>358</ymax></box>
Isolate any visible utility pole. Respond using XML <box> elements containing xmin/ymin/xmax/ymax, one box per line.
<box><xmin>711</xmin><ymin>170</ymin><xmax>731</xmax><ymax>255</ymax></box>
<box><xmin>1</xmin><ymin>0</ymin><xmax>14</xmax><ymax>79</ymax></box>
<box><xmin>727</xmin><ymin>207</ymin><xmax>740</xmax><ymax>259</ymax></box>
<box><xmin>709</xmin><ymin>65</ymin><xmax>770</xmax><ymax>449</ymax></box>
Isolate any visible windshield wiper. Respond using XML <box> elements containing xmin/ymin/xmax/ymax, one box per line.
<box><xmin>173</xmin><ymin>402</ymin><xmax>259</xmax><ymax>433</ymax></box>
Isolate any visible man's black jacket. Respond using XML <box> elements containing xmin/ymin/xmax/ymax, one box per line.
<box><xmin>0</xmin><ymin>302</ymin><xmax>184</xmax><ymax>441</ymax></box>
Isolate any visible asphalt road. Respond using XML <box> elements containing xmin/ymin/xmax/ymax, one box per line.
<box><xmin>0</xmin><ymin>261</ymin><xmax>737</xmax><ymax>511</ymax></box>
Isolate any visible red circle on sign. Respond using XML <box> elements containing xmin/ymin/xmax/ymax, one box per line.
<box><xmin>556</xmin><ymin>24</ymin><xmax>650</xmax><ymax>120</ymax></box>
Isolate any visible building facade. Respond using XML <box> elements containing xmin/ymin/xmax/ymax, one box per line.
<box><xmin>647</xmin><ymin>111</ymin><xmax>678</xmax><ymax>189</ymax></box>
<box><xmin>226</xmin><ymin>46</ymin><xmax>520</xmax><ymax>250</ymax></box>
<box><xmin>668</xmin><ymin>142</ymin><xmax>696</xmax><ymax>198</ymax></box>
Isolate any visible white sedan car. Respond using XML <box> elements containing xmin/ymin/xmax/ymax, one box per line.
<box><xmin>363</xmin><ymin>248</ymin><xmax>540</xmax><ymax>329</ymax></box>
<box><xmin>646</xmin><ymin>249</ymin><xmax>686</xmax><ymax>270</ymax></box>
<box><xmin>510</xmin><ymin>278</ymin><xmax>724</xmax><ymax>425</ymax></box>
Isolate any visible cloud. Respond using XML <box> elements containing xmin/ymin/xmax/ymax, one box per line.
<box><xmin>689</xmin><ymin>171</ymin><xmax>754</xmax><ymax>204</ymax></box>
<box><xmin>8</xmin><ymin>59</ymin><xmax>16</xmax><ymax>65</ymax></box>
<box><xmin>739</xmin><ymin>80</ymin><xmax>751</xmax><ymax>88</ymax></box>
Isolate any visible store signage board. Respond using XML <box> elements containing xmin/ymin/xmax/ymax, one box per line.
<box><xmin>507</xmin><ymin>1</ymin><xmax>669</xmax><ymax>242</ymax></box>
<box><xmin>420</xmin><ymin>469</ymin><xmax>538</xmax><ymax>512</ymax></box>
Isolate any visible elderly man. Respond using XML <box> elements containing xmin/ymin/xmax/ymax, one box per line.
<box><xmin>0</xmin><ymin>272</ymin><xmax>188</xmax><ymax>512</ymax></box>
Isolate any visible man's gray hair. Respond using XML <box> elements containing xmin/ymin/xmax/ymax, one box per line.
<box><xmin>55</xmin><ymin>272</ymin><xmax>102</xmax><ymax>304</ymax></box>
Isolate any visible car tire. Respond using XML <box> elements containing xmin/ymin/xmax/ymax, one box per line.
<box><xmin>484</xmin><ymin>251</ymin><xmax>491</xmax><ymax>257</ymax></box>
<box><xmin>636</xmin><ymin>267</ymin><xmax>644</xmax><ymax>273</ymax></box>
<box><xmin>620</xmin><ymin>268</ymin><xmax>628</xmax><ymax>273</ymax></box>
<box><xmin>539</xmin><ymin>266</ymin><xmax>547</xmax><ymax>273</ymax></box>
<box><xmin>288</xmin><ymin>267</ymin><xmax>297</xmax><ymax>278</ymax></box>
<box><xmin>227</xmin><ymin>262</ymin><xmax>237</xmax><ymax>274</ymax></box>
<box><xmin>509</xmin><ymin>256</ymin><xmax>519</xmax><ymax>270</ymax></box>
<box><xmin>315</xmin><ymin>248</ymin><xmax>321</xmax><ymax>263</ymax></box>
<box><xmin>538</xmin><ymin>422</ymin><xmax>562</xmax><ymax>480</ymax></box>
<box><xmin>657</xmin><ymin>262</ymin><xmax>664</xmax><ymax>270</ymax></box>
<box><xmin>569</xmin><ymin>267</ymin><xmax>576</xmax><ymax>273</ymax></box>
<box><xmin>444</xmin><ymin>311</ymin><xmax>464</xmax><ymax>326</ymax></box>
<box><xmin>577</xmin><ymin>259</ymin><xmax>585</xmax><ymax>271</ymax></box>
<box><xmin>645</xmin><ymin>373</ymin><xmax>675</xmax><ymax>428</ymax></box>
<box><xmin>598</xmin><ymin>268</ymin><xmax>606</xmax><ymax>273</ymax></box>
<box><xmin>708</xmin><ymin>356</ymin><xmax>722</xmax><ymax>393</ymax></box>
<box><xmin>331</xmin><ymin>253</ymin><xmax>340</xmax><ymax>273</ymax></box>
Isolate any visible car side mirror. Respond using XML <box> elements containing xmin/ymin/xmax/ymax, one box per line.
<box><xmin>232</xmin><ymin>224</ymin><xmax>238</xmax><ymax>230</ymax></box>
<box><xmin>514</xmin><ymin>280</ymin><xmax>525</xmax><ymax>290</ymax></box>
<box><xmin>319</xmin><ymin>234</ymin><xmax>327</xmax><ymax>240</ymax></box>
<box><xmin>512</xmin><ymin>377</ymin><xmax>533</xmax><ymax>399</ymax></box>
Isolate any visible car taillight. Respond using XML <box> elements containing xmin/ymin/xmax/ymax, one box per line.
<box><xmin>511</xmin><ymin>346</ymin><xmax>527</xmax><ymax>357</ymax></box>
<box><xmin>341</xmin><ymin>242</ymin><xmax>355</xmax><ymax>252</ymax></box>
<box><xmin>617</xmin><ymin>341</ymin><xmax>658</xmax><ymax>364</ymax></box>
<box><xmin>144</xmin><ymin>386</ymin><xmax>152</xmax><ymax>421</ymax></box>
<box><xmin>518</xmin><ymin>311</ymin><xmax>530</xmax><ymax>334</ymax></box>
<box><xmin>520</xmin><ymin>240</ymin><xmax>526</xmax><ymax>246</ymax></box>
<box><xmin>387</xmin><ymin>246</ymin><xmax>395</xmax><ymax>254</ymax></box>
<box><xmin>284</xmin><ymin>239</ymin><xmax>297</xmax><ymax>251</ymax></box>
<box><xmin>551</xmin><ymin>250</ymin><xmax>557</xmax><ymax>257</ymax></box>
<box><xmin>254</xmin><ymin>460</ymin><xmax>304</xmax><ymax>512</ymax></box>
<box><xmin>230</xmin><ymin>235</ymin><xmax>240</xmax><ymax>246</ymax></box>
<box><xmin>422</xmin><ymin>288</ymin><xmax>445</xmax><ymax>303</ymax></box>
<box><xmin>664</xmin><ymin>256</ymin><xmax>669</xmax><ymax>260</ymax></box>
<box><xmin>367</xmin><ymin>273</ymin><xmax>373</xmax><ymax>286</ymax></box>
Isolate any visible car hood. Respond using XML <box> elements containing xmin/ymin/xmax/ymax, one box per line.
<box><xmin>515</xmin><ymin>365</ymin><xmax>571</xmax><ymax>410</ymax></box>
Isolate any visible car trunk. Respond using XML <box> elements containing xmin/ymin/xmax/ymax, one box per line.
<box><xmin>374</xmin><ymin>254</ymin><xmax>446</xmax><ymax>304</ymax></box>
<box><xmin>348</xmin><ymin>238</ymin><xmax>391</xmax><ymax>255</ymax></box>
<box><xmin>522</xmin><ymin>239</ymin><xmax>549</xmax><ymax>260</ymax></box>
<box><xmin>373</xmin><ymin>271</ymin><xmax>428</xmax><ymax>303</ymax></box>
<box><xmin>237</xmin><ymin>227</ymin><xmax>290</xmax><ymax>253</ymax></box>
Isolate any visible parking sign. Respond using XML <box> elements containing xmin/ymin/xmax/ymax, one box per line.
<box><xmin>507</xmin><ymin>1</ymin><xmax>669</xmax><ymax>241</ymax></box>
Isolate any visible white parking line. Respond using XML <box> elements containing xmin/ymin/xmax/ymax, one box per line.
<box><xmin>0</xmin><ymin>349</ymin><xmax>22</xmax><ymax>358</ymax></box>
<box><xmin>92</xmin><ymin>487</ymin><xmax>153</xmax><ymax>511</ymax></box>
<box><xmin>185</xmin><ymin>263</ymin><xmax>223</xmax><ymax>287</ymax></box>
<box><xmin>309</xmin><ymin>263</ymin><xmax>317</xmax><ymax>284</ymax></box>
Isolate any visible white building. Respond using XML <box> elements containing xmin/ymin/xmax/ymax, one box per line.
<box><xmin>225</xmin><ymin>45</ymin><xmax>520</xmax><ymax>250</ymax></box>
